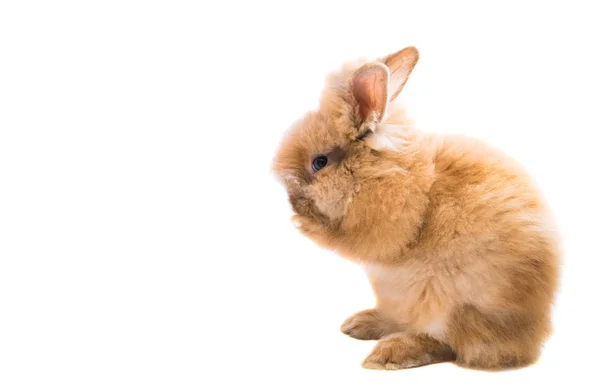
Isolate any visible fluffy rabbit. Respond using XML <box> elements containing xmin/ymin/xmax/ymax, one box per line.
<box><xmin>271</xmin><ymin>46</ymin><xmax>560</xmax><ymax>370</ymax></box>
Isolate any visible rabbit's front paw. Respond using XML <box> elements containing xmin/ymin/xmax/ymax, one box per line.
<box><xmin>341</xmin><ymin>309</ymin><xmax>398</xmax><ymax>340</ymax></box>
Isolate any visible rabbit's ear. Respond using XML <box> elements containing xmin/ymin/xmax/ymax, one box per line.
<box><xmin>350</xmin><ymin>63</ymin><xmax>389</xmax><ymax>128</ymax></box>
<box><xmin>381</xmin><ymin>46</ymin><xmax>419</xmax><ymax>101</ymax></box>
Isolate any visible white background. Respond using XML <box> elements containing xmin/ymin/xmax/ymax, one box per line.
<box><xmin>1</xmin><ymin>1</ymin><xmax>599</xmax><ymax>391</ymax></box>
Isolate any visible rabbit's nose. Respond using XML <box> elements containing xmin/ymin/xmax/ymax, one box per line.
<box><xmin>357</xmin><ymin>129</ymin><xmax>374</xmax><ymax>141</ymax></box>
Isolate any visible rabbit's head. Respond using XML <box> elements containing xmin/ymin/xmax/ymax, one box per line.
<box><xmin>272</xmin><ymin>46</ymin><xmax>423</xmax><ymax>251</ymax></box>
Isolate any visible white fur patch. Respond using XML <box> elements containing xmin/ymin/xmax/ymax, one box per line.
<box><xmin>422</xmin><ymin>317</ymin><xmax>448</xmax><ymax>340</ymax></box>
<box><xmin>367</xmin><ymin>123</ymin><xmax>411</xmax><ymax>152</ymax></box>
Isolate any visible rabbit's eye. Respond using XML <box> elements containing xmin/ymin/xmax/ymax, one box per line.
<box><xmin>312</xmin><ymin>155</ymin><xmax>328</xmax><ymax>172</ymax></box>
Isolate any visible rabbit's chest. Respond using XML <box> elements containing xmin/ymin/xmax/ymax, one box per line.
<box><xmin>362</xmin><ymin>262</ymin><xmax>459</xmax><ymax>340</ymax></box>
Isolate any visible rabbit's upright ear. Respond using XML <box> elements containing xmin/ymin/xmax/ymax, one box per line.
<box><xmin>350</xmin><ymin>63</ymin><xmax>389</xmax><ymax>130</ymax></box>
<box><xmin>380</xmin><ymin>46</ymin><xmax>419</xmax><ymax>101</ymax></box>
<box><xmin>349</xmin><ymin>46</ymin><xmax>419</xmax><ymax>132</ymax></box>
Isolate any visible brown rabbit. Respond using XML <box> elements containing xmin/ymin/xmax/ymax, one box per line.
<box><xmin>271</xmin><ymin>46</ymin><xmax>560</xmax><ymax>371</ymax></box>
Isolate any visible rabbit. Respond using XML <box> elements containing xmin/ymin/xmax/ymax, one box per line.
<box><xmin>270</xmin><ymin>46</ymin><xmax>560</xmax><ymax>371</ymax></box>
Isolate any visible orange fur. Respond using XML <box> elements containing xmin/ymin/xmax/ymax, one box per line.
<box><xmin>271</xmin><ymin>46</ymin><xmax>560</xmax><ymax>371</ymax></box>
